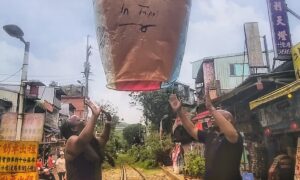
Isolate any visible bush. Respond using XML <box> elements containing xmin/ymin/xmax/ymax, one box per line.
<box><xmin>184</xmin><ymin>151</ymin><xmax>205</xmax><ymax>177</ymax></box>
<box><xmin>123</xmin><ymin>133</ymin><xmax>173</xmax><ymax>169</ymax></box>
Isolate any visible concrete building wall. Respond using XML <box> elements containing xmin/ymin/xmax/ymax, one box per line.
<box><xmin>0</xmin><ymin>89</ymin><xmax>18</xmax><ymax>112</ymax></box>
<box><xmin>38</xmin><ymin>87</ymin><xmax>55</xmax><ymax>104</ymax></box>
<box><xmin>60</xmin><ymin>103</ymin><xmax>70</xmax><ymax>116</ymax></box>
<box><xmin>61</xmin><ymin>97</ymin><xmax>84</xmax><ymax>119</ymax></box>
<box><xmin>214</xmin><ymin>55</ymin><xmax>249</xmax><ymax>91</ymax></box>
<box><xmin>191</xmin><ymin>51</ymin><xmax>277</xmax><ymax>92</ymax></box>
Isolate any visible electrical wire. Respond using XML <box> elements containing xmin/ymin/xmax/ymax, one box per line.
<box><xmin>0</xmin><ymin>68</ymin><xmax>22</xmax><ymax>82</ymax></box>
<box><xmin>0</xmin><ymin>73</ymin><xmax>82</xmax><ymax>78</ymax></box>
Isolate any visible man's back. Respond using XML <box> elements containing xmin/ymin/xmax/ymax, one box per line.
<box><xmin>66</xmin><ymin>139</ymin><xmax>103</xmax><ymax>180</ymax></box>
<box><xmin>199</xmin><ymin>131</ymin><xmax>243</xmax><ymax>180</ymax></box>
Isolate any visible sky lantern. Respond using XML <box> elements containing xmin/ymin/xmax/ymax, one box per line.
<box><xmin>93</xmin><ymin>0</ymin><xmax>192</xmax><ymax>91</ymax></box>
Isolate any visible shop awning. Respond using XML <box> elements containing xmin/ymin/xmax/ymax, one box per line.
<box><xmin>249</xmin><ymin>79</ymin><xmax>300</xmax><ymax>110</ymax></box>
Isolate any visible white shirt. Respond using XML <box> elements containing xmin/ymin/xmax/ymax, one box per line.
<box><xmin>55</xmin><ymin>157</ymin><xmax>66</xmax><ymax>173</ymax></box>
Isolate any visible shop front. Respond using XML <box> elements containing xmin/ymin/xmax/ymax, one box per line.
<box><xmin>250</xmin><ymin>79</ymin><xmax>300</xmax><ymax>179</ymax></box>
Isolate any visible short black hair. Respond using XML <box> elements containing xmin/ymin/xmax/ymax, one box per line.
<box><xmin>60</xmin><ymin>120</ymin><xmax>74</xmax><ymax>139</ymax></box>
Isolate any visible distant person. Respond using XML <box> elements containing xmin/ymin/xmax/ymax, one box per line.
<box><xmin>268</xmin><ymin>150</ymin><xmax>294</xmax><ymax>180</ymax></box>
<box><xmin>47</xmin><ymin>154</ymin><xmax>55</xmax><ymax>169</ymax></box>
<box><xmin>56</xmin><ymin>151</ymin><xmax>66</xmax><ymax>180</ymax></box>
<box><xmin>168</xmin><ymin>85</ymin><xmax>243</xmax><ymax>180</ymax></box>
<box><xmin>36</xmin><ymin>158</ymin><xmax>44</xmax><ymax>171</ymax></box>
<box><xmin>60</xmin><ymin>99</ymin><xmax>112</xmax><ymax>180</ymax></box>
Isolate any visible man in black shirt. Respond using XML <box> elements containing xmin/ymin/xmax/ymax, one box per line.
<box><xmin>169</xmin><ymin>86</ymin><xmax>243</xmax><ymax>180</ymax></box>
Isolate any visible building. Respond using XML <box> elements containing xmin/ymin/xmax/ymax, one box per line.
<box><xmin>0</xmin><ymin>86</ymin><xmax>18</xmax><ymax>115</ymax></box>
<box><xmin>0</xmin><ymin>82</ymin><xmax>66</xmax><ymax>142</ymax></box>
<box><xmin>191</xmin><ymin>51</ymin><xmax>276</xmax><ymax>98</ymax></box>
<box><xmin>61</xmin><ymin>85</ymin><xmax>85</xmax><ymax>119</ymax></box>
<box><xmin>37</xmin><ymin>85</ymin><xmax>66</xmax><ymax>141</ymax></box>
<box><xmin>190</xmin><ymin>49</ymin><xmax>294</xmax><ymax>178</ymax></box>
<box><xmin>173</xmin><ymin>81</ymin><xmax>196</xmax><ymax>106</ymax></box>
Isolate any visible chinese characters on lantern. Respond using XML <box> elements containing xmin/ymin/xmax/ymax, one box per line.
<box><xmin>267</xmin><ymin>0</ymin><xmax>292</xmax><ymax>60</ymax></box>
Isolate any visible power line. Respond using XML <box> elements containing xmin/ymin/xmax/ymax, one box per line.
<box><xmin>0</xmin><ymin>68</ymin><xmax>22</xmax><ymax>82</ymax></box>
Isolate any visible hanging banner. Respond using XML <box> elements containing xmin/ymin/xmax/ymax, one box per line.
<box><xmin>292</xmin><ymin>43</ymin><xmax>300</xmax><ymax>80</ymax></box>
<box><xmin>0</xmin><ymin>141</ymin><xmax>38</xmax><ymax>173</ymax></box>
<box><xmin>93</xmin><ymin>0</ymin><xmax>192</xmax><ymax>91</ymax></box>
<box><xmin>0</xmin><ymin>113</ymin><xmax>17</xmax><ymax>141</ymax></box>
<box><xmin>21</xmin><ymin>113</ymin><xmax>45</xmax><ymax>142</ymax></box>
<box><xmin>267</xmin><ymin>0</ymin><xmax>292</xmax><ymax>60</ymax></box>
<box><xmin>0</xmin><ymin>172</ymin><xmax>38</xmax><ymax>180</ymax></box>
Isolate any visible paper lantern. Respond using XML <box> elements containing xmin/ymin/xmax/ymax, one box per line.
<box><xmin>93</xmin><ymin>0</ymin><xmax>192</xmax><ymax>91</ymax></box>
<box><xmin>290</xmin><ymin>121</ymin><xmax>298</xmax><ymax>130</ymax></box>
<box><xmin>264</xmin><ymin>128</ymin><xmax>272</xmax><ymax>136</ymax></box>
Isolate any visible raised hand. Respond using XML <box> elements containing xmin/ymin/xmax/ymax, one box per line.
<box><xmin>85</xmin><ymin>99</ymin><xmax>102</xmax><ymax>116</ymax></box>
<box><xmin>168</xmin><ymin>94</ymin><xmax>182</xmax><ymax>113</ymax></box>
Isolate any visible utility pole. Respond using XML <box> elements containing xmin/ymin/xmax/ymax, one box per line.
<box><xmin>3</xmin><ymin>24</ymin><xmax>30</xmax><ymax>140</ymax></box>
<box><xmin>84</xmin><ymin>35</ymin><xmax>92</xmax><ymax>120</ymax></box>
<box><xmin>263</xmin><ymin>35</ymin><xmax>271</xmax><ymax>72</ymax></box>
<box><xmin>16</xmin><ymin>42</ymin><xmax>30</xmax><ymax>140</ymax></box>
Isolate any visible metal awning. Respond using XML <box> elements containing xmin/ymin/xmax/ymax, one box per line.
<box><xmin>249</xmin><ymin>79</ymin><xmax>300</xmax><ymax>110</ymax></box>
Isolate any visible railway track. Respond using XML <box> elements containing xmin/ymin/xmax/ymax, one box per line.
<box><xmin>120</xmin><ymin>164</ymin><xmax>146</xmax><ymax>180</ymax></box>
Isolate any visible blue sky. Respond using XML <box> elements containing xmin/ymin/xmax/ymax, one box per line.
<box><xmin>1</xmin><ymin>0</ymin><xmax>300</xmax><ymax>124</ymax></box>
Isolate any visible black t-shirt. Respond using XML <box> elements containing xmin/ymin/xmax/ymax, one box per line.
<box><xmin>66</xmin><ymin>139</ymin><xmax>104</xmax><ymax>180</ymax></box>
<box><xmin>198</xmin><ymin>130</ymin><xmax>243</xmax><ymax>180</ymax></box>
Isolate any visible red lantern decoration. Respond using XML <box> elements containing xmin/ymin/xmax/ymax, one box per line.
<box><xmin>256</xmin><ymin>82</ymin><xmax>264</xmax><ymax>91</ymax></box>
<box><xmin>290</xmin><ymin>121</ymin><xmax>298</xmax><ymax>130</ymax></box>
<box><xmin>264</xmin><ymin>128</ymin><xmax>272</xmax><ymax>136</ymax></box>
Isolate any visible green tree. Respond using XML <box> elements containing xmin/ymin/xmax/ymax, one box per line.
<box><xmin>126</xmin><ymin>132</ymin><xmax>173</xmax><ymax>168</ymax></box>
<box><xmin>95</xmin><ymin>100</ymin><xmax>125</xmax><ymax>167</ymax></box>
<box><xmin>129</xmin><ymin>90</ymin><xmax>175</xmax><ymax>133</ymax></box>
<box><xmin>123</xmin><ymin>124</ymin><xmax>144</xmax><ymax>146</ymax></box>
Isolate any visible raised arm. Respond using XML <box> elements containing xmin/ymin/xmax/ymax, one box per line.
<box><xmin>205</xmin><ymin>86</ymin><xmax>238</xmax><ymax>143</ymax></box>
<box><xmin>168</xmin><ymin>94</ymin><xmax>198</xmax><ymax>140</ymax></box>
<box><xmin>98</xmin><ymin>111</ymin><xmax>112</xmax><ymax>146</ymax></box>
<box><xmin>65</xmin><ymin>99</ymin><xmax>102</xmax><ymax>160</ymax></box>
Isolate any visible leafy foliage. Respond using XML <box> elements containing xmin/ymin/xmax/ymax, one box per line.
<box><xmin>95</xmin><ymin>100</ymin><xmax>123</xmax><ymax>167</ymax></box>
<box><xmin>122</xmin><ymin>124</ymin><xmax>144</xmax><ymax>146</ymax></box>
<box><xmin>127</xmin><ymin>133</ymin><xmax>173</xmax><ymax>169</ymax></box>
<box><xmin>129</xmin><ymin>90</ymin><xmax>175</xmax><ymax>133</ymax></box>
<box><xmin>184</xmin><ymin>151</ymin><xmax>205</xmax><ymax>177</ymax></box>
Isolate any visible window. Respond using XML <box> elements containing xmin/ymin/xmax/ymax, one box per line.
<box><xmin>229</xmin><ymin>63</ymin><xmax>250</xmax><ymax>76</ymax></box>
